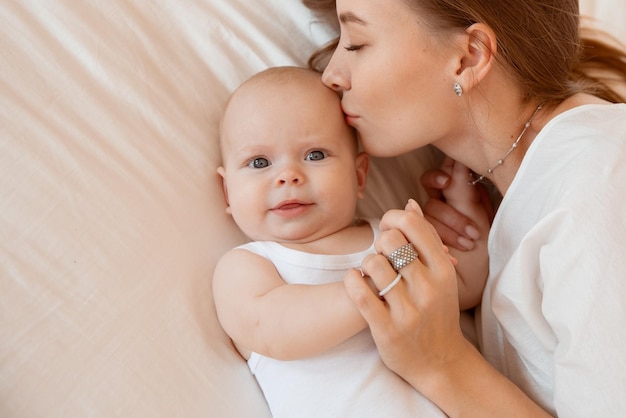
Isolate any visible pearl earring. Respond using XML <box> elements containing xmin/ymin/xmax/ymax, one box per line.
<box><xmin>453</xmin><ymin>82</ymin><xmax>463</xmax><ymax>96</ymax></box>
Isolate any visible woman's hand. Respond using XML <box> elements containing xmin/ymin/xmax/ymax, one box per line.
<box><xmin>420</xmin><ymin>165</ymin><xmax>495</xmax><ymax>251</ymax></box>
<box><xmin>344</xmin><ymin>201</ymin><xmax>550</xmax><ymax>417</ymax></box>
<box><xmin>344</xmin><ymin>202</ymin><xmax>468</xmax><ymax>388</ymax></box>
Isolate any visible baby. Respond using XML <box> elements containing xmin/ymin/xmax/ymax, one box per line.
<box><xmin>213</xmin><ymin>66</ymin><xmax>486</xmax><ymax>417</ymax></box>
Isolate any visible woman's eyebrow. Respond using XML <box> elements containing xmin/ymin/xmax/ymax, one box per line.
<box><xmin>339</xmin><ymin>12</ymin><xmax>367</xmax><ymax>25</ymax></box>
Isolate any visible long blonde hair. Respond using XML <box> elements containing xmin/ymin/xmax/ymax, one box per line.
<box><xmin>304</xmin><ymin>0</ymin><xmax>626</xmax><ymax>103</ymax></box>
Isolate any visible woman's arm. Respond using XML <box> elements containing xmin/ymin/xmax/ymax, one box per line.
<box><xmin>347</xmin><ymin>207</ymin><xmax>551</xmax><ymax>417</ymax></box>
<box><xmin>213</xmin><ymin>248</ymin><xmax>367</xmax><ymax>361</ymax></box>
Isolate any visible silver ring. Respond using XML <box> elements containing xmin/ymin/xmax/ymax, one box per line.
<box><xmin>387</xmin><ymin>243</ymin><xmax>418</xmax><ymax>272</ymax></box>
<box><xmin>378</xmin><ymin>273</ymin><xmax>402</xmax><ymax>297</ymax></box>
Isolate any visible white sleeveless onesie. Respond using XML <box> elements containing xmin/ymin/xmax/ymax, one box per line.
<box><xmin>238</xmin><ymin>219</ymin><xmax>444</xmax><ymax>418</ymax></box>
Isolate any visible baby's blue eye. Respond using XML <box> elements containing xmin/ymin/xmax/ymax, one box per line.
<box><xmin>306</xmin><ymin>150</ymin><xmax>326</xmax><ymax>161</ymax></box>
<box><xmin>248</xmin><ymin>157</ymin><xmax>270</xmax><ymax>168</ymax></box>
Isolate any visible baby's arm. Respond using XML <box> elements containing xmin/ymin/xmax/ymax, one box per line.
<box><xmin>213</xmin><ymin>248</ymin><xmax>367</xmax><ymax>361</ymax></box>
<box><xmin>439</xmin><ymin>157</ymin><xmax>491</xmax><ymax>309</ymax></box>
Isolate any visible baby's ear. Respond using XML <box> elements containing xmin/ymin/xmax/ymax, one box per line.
<box><xmin>216</xmin><ymin>166</ymin><xmax>232</xmax><ymax>214</ymax></box>
<box><xmin>355</xmin><ymin>152</ymin><xmax>369</xmax><ymax>199</ymax></box>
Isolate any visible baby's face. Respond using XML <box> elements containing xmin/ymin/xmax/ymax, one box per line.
<box><xmin>218</xmin><ymin>77</ymin><xmax>367</xmax><ymax>244</ymax></box>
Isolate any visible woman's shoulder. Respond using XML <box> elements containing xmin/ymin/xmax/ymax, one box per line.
<box><xmin>531</xmin><ymin>102</ymin><xmax>626</xmax><ymax>163</ymax></box>
<box><xmin>501</xmin><ymin>102</ymin><xmax>626</xmax><ymax>214</ymax></box>
<box><xmin>546</xmin><ymin>101</ymin><xmax>625</xmax><ymax>128</ymax></box>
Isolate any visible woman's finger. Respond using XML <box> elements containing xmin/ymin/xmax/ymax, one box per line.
<box><xmin>420</xmin><ymin>167</ymin><xmax>450</xmax><ymax>200</ymax></box>
<box><xmin>374</xmin><ymin>227</ymin><xmax>410</xmax><ymax>255</ymax></box>
<box><xmin>361</xmin><ymin>253</ymin><xmax>407</xmax><ymax>298</ymax></box>
<box><xmin>344</xmin><ymin>268</ymin><xmax>391</xmax><ymax>324</ymax></box>
<box><xmin>379</xmin><ymin>209</ymin><xmax>447</xmax><ymax>270</ymax></box>
<box><xmin>423</xmin><ymin>198</ymin><xmax>480</xmax><ymax>249</ymax></box>
<box><xmin>424</xmin><ymin>211</ymin><xmax>475</xmax><ymax>251</ymax></box>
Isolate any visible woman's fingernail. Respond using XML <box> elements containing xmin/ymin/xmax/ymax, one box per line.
<box><xmin>406</xmin><ymin>198</ymin><xmax>420</xmax><ymax>212</ymax></box>
<box><xmin>437</xmin><ymin>175</ymin><xmax>449</xmax><ymax>186</ymax></box>
<box><xmin>457</xmin><ymin>236</ymin><xmax>475</xmax><ymax>250</ymax></box>
<box><xmin>465</xmin><ymin>225</ymin><xmax>480</xmax><ymax>240</ymax></box>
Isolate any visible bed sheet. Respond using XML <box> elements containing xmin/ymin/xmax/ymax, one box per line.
<box><xmin>1</xmin><ymin>1</ymin><xmax>333</xmax><ymax>416</ymax></box>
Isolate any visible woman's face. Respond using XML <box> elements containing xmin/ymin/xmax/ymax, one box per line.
<box><xmin>322</xmin><ymin>0</ymin><xmax>460</xmax><ymax>157</ymax></box>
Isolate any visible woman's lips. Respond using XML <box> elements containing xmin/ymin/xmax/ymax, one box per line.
<box><xmin>342</xmin><ymin>106</ymin><xmax>359</xmax><ymax>125</ymax></box>
<box><xmin>344</xmin><ymin>114</ymin><xmax>359</xmax><ymax>125</ymax></box>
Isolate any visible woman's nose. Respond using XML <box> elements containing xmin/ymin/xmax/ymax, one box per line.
<box><xmin>321</xmin><ymin>48</ymin><xmax>350</xmax><ymax>92</ymax></box>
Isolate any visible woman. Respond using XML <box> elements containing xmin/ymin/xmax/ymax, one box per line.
<box><xmin>305</xmin><ymin>0</ymin><xmax>626</xmax><ymax>416</ymax></box>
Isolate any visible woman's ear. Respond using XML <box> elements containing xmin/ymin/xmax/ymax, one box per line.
<box><xmin>455</xmin><ymin>23</ymin><xmax>497</xmax><ymax>92</ymax></box>
<box><xmin>355</xmin><ymin>152</ymin><xmax>370</xmax><ymax>200</ymax></box>
<box><xmin>216</xmin><ymin>166</ymin><xmax>232</xmax><ymax>215</ymax></box>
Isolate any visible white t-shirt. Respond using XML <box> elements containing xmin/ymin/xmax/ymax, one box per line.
<box><xmin>479</xmin><ymin>104</ymin><xmax>626</xmax><ymax>416</ymax></box>
<box><xmin>238</xmin><ymin>219</ymin><xmax>445</xmax><ymax>418</ymax></box>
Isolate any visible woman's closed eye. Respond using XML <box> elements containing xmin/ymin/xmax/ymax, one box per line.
<box><xmin>343</xmin><ymin>44</ymin><xmax>363</xmax><ymax>52</ymax></box>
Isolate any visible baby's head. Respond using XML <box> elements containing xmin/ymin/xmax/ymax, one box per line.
<box><xmin>218</xmin><ymin>66</ymin><xmax>369</xmax><ymax>244</ymax></box>
<box><xmin>219</xmin><ymin>66</ymin><xmax>359</xmax><ymax>160</ymax></box>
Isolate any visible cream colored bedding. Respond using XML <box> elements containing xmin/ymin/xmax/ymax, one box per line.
<box><xmin>1</xmin><ymin>1</ymin><xmax>623</xmax><ymax>416</ymax></box>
